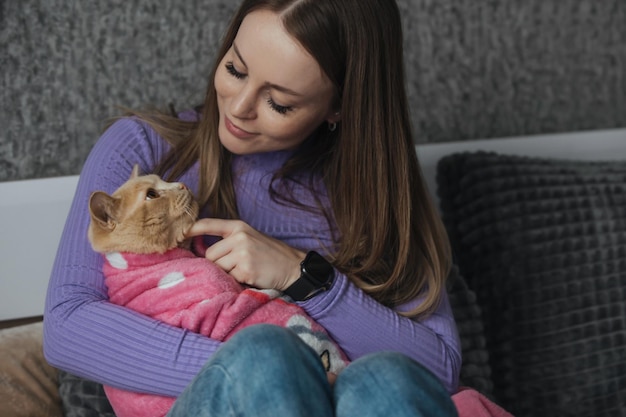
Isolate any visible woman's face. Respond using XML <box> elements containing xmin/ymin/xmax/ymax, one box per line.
<box><xmin>214</xmin><ymin>9</ymin><xmax>339</xmax><ymax>155</ymax></box>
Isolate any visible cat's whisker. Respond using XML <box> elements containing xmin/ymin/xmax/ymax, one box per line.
<box><xmin>183</xmin><ymin>204</ymin><xmax>197</xmax><ymax>222</ymax></box>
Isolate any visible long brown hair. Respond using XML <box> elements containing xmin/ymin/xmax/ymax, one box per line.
<box><xmin>130</xmin><ymin>0</ymin><xmax>451</xmax><ymax>318</ymax></box>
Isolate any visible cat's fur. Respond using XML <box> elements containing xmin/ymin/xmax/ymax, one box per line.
<box><xmin>87</xmin><ymin>167</ymin><xmax>347</xmax><ymax>417</ymax></box>
<box><xmin>88</xmin><ymin>165</ymin><xmax>199</xmax><ymax>254</ymax></box>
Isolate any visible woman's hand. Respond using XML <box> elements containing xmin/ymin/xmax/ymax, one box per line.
<box><xmin>186</xmin><ymin>218</ymin><xmax>305</xmax><ymax>291</ymax></box>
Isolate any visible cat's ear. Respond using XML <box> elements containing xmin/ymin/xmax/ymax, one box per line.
<box><xmin>130</xmin><ymin>165</ymin><xmax>141</xmax><ymax>180</ymax></box>
<box><xmin>89</xmin><ymin>191</ymin><xmax>119</xmax><ymax>231</ymax></box>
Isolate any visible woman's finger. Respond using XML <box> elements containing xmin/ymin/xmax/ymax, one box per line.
<box><xmin>202</xmin><ymin>238</ymin><xmax>233</xmax><ymax>264</ymax></box>
<box><xmin>211</xmin><ymin>251</ymin><xmax>238</xmax><ymax>275</ymax></box>
<box><xmin>185</xmin><ymin>218</ymin><xmax>243</xmax><ymax>238</ymax></box>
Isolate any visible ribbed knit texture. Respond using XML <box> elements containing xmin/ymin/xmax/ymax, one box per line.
<box><xmin>437</xmin><ymin>151</ymin><xmax>626</xmax><ymax>417</ymax></box>
<box><xmin>44</xmin><ymin>117</ymin><xmax>461</xmax><ymax>397</ymax></box>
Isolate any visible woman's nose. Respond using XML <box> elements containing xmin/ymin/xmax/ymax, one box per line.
<box><xmin>230</xmin><ymin>83</ymin><xmax>256</xmax><ymax>119</ymax></box>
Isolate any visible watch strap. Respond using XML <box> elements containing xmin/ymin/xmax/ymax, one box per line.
<box><xmin>283</xmin><ymin>273</ymin><xmax>319</xmax><ymax>301</ymax></box>
<box><xmin>284</xmin><ymin>251</ymin><xmax>333</xmax><ymax>301</ymax></box>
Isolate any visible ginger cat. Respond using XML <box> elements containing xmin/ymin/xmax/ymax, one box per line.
<box><xmin>88</xmin><ymin>165</ymin><xmax>199</xmax><ymax>254</ymax></box>
<box><xmin>87</xmin><ymin>166</ymin><xmax>348</xmax><ymax>417</ymax></box>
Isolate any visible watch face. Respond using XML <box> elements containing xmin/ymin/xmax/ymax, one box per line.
<box><xmin>284</xmin><ymin>251</ymin><xmax>334</xmax><ymax>301</ymax></box>
<box><xmin>303</xmin><ymin>251</ymin><xmax>333</xmax><ymax>285</ymax></box>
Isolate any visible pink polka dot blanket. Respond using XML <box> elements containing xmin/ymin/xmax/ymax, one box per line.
<box><xmin>101</xmin><ymin>248</ymin><xmax>348</xmax><ymax>417</ymax></box>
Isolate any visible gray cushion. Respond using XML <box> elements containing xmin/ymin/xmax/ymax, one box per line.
<box><xmin>446</xmin><ymin>265</ymin><xmax>493</xmax><ymax>397</ymax></box>
<box><xmin>58</xmin><ymin>371</ymin><xmax>114</xmax><ymax>417</ymax></box>
<box><xmin>437</xmin><ymin>151</ymin><xmax>626</xmax><ymax>417</ymax></box>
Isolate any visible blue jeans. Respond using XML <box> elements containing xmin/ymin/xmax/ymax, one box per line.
<box><xmin>167</xmin><ymin>324</ymin><xmax>457</xmax><ymax>417</ymax></box>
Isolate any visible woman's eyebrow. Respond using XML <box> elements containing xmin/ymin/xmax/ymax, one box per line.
<box><xmin>233</xmin><ymin>43</ymin><xmax>248</xmax><ymax>68</ymax></box>
<box><xmin>233</xmin><ymin>42</ymin><xmax>303</xmax><ymax>97</ymax></box>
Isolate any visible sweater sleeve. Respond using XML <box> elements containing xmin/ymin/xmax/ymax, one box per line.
<box><xmin>299</xmin><ymin>273</ymin><xmax>462</xmax><ymax>393</ymax></box>
<box><xmin>43</xmin><ymin>118</ymin><xmax>221</xmax><ymax>397</ymax></box>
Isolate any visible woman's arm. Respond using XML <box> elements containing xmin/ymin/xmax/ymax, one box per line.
<box><xmin>43</xmin><ymin>118</ymin><xmax>221</xmax><ymax>397</ymax></box>
<box><xmin>186</xmin><ymin>152</ymin><xmax>462</xmax><ymax>393</ymax></box>
<box><xmin>186</xmin><ymin>214</ymin><xmax>461</xmax><ymax>393</ymax></box>
<box><xmin>300</xmin><ymin>273</ymin><xmax>462</xmax><ymax>393</ymax></box>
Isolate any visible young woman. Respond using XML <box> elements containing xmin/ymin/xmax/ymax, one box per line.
<box><xmin>44</xmin><ymin>0</ymin><xmax>461</xmax><ymax>415</ymax></box>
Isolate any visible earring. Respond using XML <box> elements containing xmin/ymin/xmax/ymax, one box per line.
<box><xmin>328</xmin><ymin>122</ymin><xmax>337</xmax><ymax>132</ymax></box>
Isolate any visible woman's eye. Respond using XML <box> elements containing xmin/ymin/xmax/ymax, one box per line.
<box><xmin>225</xmin><ymin>62</ymin><xmax>245</xmax><ymax>79</ymax></box>
<box><xmin>225</xmin><ymin>60</ymin><xmax>292</xmax><ymax>115</ymax></box>
<box><xmin>267</xmin><ymin>97</ymin><xmax>293</xmax><ymax>115</ymax></box>
<box><xmin>146</xmin><ymin>189</ymin><xmax>160</xmax><ymax>200</ymax></box>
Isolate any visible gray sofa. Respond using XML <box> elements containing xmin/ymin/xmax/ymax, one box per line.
<box><xmin>2</xmin><ymin>1</ymin><xmax>625</xmax><ymax>417</ymax></box>
<box><xmin>1</xmin><ymin>135</ymin><xmax>625</xmax><ymax>416</ymax></box>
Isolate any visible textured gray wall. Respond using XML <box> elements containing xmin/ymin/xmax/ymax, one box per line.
<box><xmin>1</xmin><ymin>0</ymin><xmax>625</xmax><ymax>181</ymax></box>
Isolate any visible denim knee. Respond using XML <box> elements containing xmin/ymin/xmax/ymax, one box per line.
<box><xmin>214</xmin><ymin>324</ymin><xmax>322</xmax><ymax>375</ymax></box>
<box><xmin>334</xmin><ymin>352</ymin><xmax>457</xmax><ymax>417</ymax></box>
<box><xmin>168</xmin><ymin>324</ymin><xmax>335</xmax><ymax>417</ymax></box>
<box><xmin>337</xmin><ymin>351</ymin><xmax>431</xmax><ymax>393</ymax></box>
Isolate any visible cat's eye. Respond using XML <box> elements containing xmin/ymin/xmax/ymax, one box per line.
<box><xmin>146</xmin><ymin>189</ymin><xmax>160</xmax><ymax>200</ymax></box>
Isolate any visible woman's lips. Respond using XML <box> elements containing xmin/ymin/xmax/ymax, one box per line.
<box><xmin>224</xmin><ymin>117</ymin><xmax>256</xmax><ymax>139</ymax></box>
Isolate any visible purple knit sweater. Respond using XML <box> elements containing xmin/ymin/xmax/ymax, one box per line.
<box><xmin>43</xmin><ymin>116</ymin><xmax>461</xmax><ymax>395</ymax></box>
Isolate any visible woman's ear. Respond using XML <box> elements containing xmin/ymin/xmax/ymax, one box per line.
<box><xmin>326</xmin><ymin>111</ymin><xmax>341</xmax><ymax>125</ymax></box>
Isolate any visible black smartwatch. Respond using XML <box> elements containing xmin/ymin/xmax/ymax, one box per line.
<box><xmin>283</xmin><ymin>251</ymin><xmax>334</xmax><ymax>301</ymax></box>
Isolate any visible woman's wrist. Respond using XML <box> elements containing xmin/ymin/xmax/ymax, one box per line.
<box><xmin>282</xmin><ymin>251</ymin><xmax>335</xmax><ymax>301</ymax></box>
<box><xmin>280</xmin><ymin>250</ymin><xmax>306</xmax><ymax>291</ymax></box>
